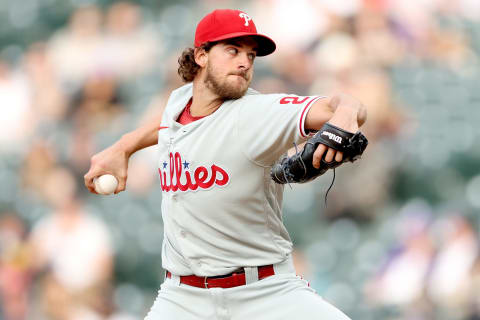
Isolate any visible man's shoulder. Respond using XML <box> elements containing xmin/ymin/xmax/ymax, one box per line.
<box><xmin>244</xmin><ymin>87</ymin><xmax>284</xmax><ymax>98</ymax></box>
<box><xmin>170</xmin><ymin>83</ymin><xmax>193</xmax><ymax>100</ymax></box>
<box><xmin>235</xmin><ymin>88</ymin><xmax>284</xmax><ymax>104</ymax></box>
<box><xmin>163</xmin><ymin>83</ymin><xmax>192</xmax><ymax>116</ymax></box>
<box><xmin>245</xmin><ymin>87</ymin><xmax>261</xmax><ymax>96</ymax></box>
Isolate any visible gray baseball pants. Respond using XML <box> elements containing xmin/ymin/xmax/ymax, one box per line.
<box><xmin>145</xmin><ymin>257</ymin><xmax>351</xmax><ymax>320</ymax></box>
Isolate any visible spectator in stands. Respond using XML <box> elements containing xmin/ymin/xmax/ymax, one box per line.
<box><xmin>0</xmin><ymin>212</ymin><xmax>32</xmax><ymax>320</ymax></box>
<box><xmin>29</xmin><ymin>166</ymin><xmax>113</xmax><ymax>320</ymax></box>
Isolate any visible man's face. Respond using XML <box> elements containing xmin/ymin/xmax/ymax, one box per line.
<box><xmin>203</xmin><ymin>37</ymin><xmax>258</xmax><ymax>100</ymax></box>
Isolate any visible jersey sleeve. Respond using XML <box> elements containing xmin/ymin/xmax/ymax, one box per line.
<box><xmin>236</xmin><ymin>93</ymin><xmax>326</xmax><ymax>166</ymax></box>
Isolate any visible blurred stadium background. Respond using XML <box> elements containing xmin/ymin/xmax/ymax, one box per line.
<box><xmin>1</xmin><ymin>0</ymin><xmax>480</xmax><ymax>319</ymax></box>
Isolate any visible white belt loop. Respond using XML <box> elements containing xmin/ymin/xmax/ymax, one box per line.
<box><xmin>169</xmin><ymin>273</ymin><xmax>181</xmax><ymax>286</ymax></box>
<box><xmin>273</xmin><ymin>254</ymin><xmax>296</xmax><ymax>275</ymax></box>
<box><xmin>244</xmin><ymin>266</ymin><xmax>259</xmax><ymax>285</ymax></box>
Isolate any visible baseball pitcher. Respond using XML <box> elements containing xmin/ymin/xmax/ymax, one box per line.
<box><xmin>85</xmin><ymin>9</ymin><xmax>367</xmax><ymax>320</ymax></box>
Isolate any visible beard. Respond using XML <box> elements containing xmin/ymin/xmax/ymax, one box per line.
<box><xmin>204</xmin><ymin>63</ymin><xmax>251</xmax><ymax>100</ymax></box>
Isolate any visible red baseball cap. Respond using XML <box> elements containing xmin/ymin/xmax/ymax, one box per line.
<box><xmin>194</xmin><ymin>9</ymin><xmax>276</xmax><ymax>57</ymax></box>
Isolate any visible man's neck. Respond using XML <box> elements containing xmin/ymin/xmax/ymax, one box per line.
<box><xmin>190</xmin><ymin>78</ymin><xmax>224</xmax><ymax>117</ymax></box>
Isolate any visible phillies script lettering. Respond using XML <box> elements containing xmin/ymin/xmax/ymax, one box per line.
<box><xmin>158</xmin><ymin>152</ymin><xmax>230</xmax><ymax>192</ymax></box>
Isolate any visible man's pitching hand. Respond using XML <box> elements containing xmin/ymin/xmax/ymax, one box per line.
<box><xmin>84</xmin><ymin>142</ymin><xmax>130</xmax><ymax>195</ymax></box>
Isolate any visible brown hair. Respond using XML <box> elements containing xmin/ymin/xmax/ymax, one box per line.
<box><xmin>177</xmin><ymin>42</ymin><xmax>216</xmax><ymax>82</ymax></box>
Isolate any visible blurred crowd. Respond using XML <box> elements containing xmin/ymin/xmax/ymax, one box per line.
<box><xmin>0</xmin><ymin>0</ymin><xmax>479</xmax><ymax>319</ymax></box>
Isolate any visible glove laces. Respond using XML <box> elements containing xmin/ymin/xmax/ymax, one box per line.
<box><xmin>324</xmin><ymin>168</ymin><xmax>336</xmax><ymax>207</ymax></box>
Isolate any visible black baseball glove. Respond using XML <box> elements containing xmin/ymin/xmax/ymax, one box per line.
<box><xmin>271</xmin><ymin>123</ymin><xmax>368</xmax><ymax>184</ymax></box>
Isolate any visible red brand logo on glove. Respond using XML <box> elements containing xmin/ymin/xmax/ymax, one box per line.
<box><xmin>158</xmin><ymin>152</ymin><xmax>230</xmax><ymax>192</ymax></box>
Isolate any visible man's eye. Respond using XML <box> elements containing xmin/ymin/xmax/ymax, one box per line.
<box><xmin>248</xmin><ymin>53</ymin><xmax>256</xmax><ymax>60</ymax></box>
<box><xmin>228</xmin><ymin>48</ymin><xmax>238</xmax><ymax>55</ymax></box>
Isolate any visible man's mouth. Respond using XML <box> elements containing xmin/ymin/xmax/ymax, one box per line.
<box><xmin>229</xmin><ymin>73</ymin><xmax>248</xmax><ymax>81</ymax></box>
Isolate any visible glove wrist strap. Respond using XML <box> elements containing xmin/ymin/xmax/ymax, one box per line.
<box><xmin>311</xmin><ymin>122</ymin><xmax>355</xmax><ymax>152</ymax></box>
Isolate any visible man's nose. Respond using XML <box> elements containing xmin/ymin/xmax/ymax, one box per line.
<box><xmin>237</xmin><ymin>53</ymin><xmax>252</xmax><ymax>70</ymax></box>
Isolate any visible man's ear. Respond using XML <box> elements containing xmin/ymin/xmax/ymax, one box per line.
<box><xmin>194</xmin><ymin>47</ymin><xmax>208</xmax><ymax>68</ymax></box>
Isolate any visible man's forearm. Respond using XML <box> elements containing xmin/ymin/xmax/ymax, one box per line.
<box><xmin>117</xmin><ymin>114</ymin><xmax>162</xmax><ymax>157</ymax></box>
<box><xmin>305</xmin><ymin>94</ymin><xmax>367</xmax><ymax>132</ymax></box>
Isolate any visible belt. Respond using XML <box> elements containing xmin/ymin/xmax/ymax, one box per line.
<box><xmin>166</xmin><ymin>265</ymin><xmax>275</xmax><ymax>289</ymax></box>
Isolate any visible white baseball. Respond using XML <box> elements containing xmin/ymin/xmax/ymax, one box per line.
<box><xmin>94</xmin><ymin>174</ymin><xmax>118</xmax><ymax>195</ymax></box>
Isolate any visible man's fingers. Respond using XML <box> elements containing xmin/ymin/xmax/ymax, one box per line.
<box><xmin>313</xmin><ymin>145</ymin><xmax>345</xmax><ymax>169</ymax></box>
<box><xmin>312</xmin><ymin>144</ymin><xmax>327</xmax><ymax>169</ymax></box>
<box><xmin>324</xmin><ymin>148</ymin><xmax>336</xmax><ymax>163</ymax></box>
<box><xmin>115</xmin><ymin>175</ymin><xmax>127</xmax><ymax>194</ymax></box>
<box><xmin>335</xmin><ymin>150</ymin><xmax>344</xmax><ymax>162</ymax></box>
<box><xmin>84</xmin><ymin>172</ymin><xmax>98</xmax><ymax>194</ymax></box>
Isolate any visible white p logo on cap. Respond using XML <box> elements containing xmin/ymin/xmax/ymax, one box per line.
<box><xmin>239</xmin><ymin>12</ymin><xmax>251</xmax><ymax>26</ymax></box>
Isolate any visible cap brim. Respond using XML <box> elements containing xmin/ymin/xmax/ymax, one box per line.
<box><xmin>206</xmin><ymin>32</ymin><xmax>276</xmax><ymax>56</ymax></box>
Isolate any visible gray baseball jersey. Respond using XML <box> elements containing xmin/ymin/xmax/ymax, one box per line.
<box><xmin>157</xmin><ymin>83</ymin><xmax>324</xmax><ymax>276</ymax></box>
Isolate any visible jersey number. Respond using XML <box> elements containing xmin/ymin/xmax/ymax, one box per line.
<box><xmin>279</xmin><ymin>97</ymin><xmax>309</xmax><ymax>104</ymax></box>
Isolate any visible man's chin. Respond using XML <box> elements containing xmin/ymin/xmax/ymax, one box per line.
<box><xmin>219</xmin><ymin>83</ymin><xmax>249</xmax><ymax>100</ymax></box>
<box><xmin>222</xmin><ymin>89</ymin><xmax>247</xmax><ymax>100</ymax></box>
<box><xmin>205</xmin><ymin>75</ymin><xmax>249</xmax><ymax>100</ymax></box>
